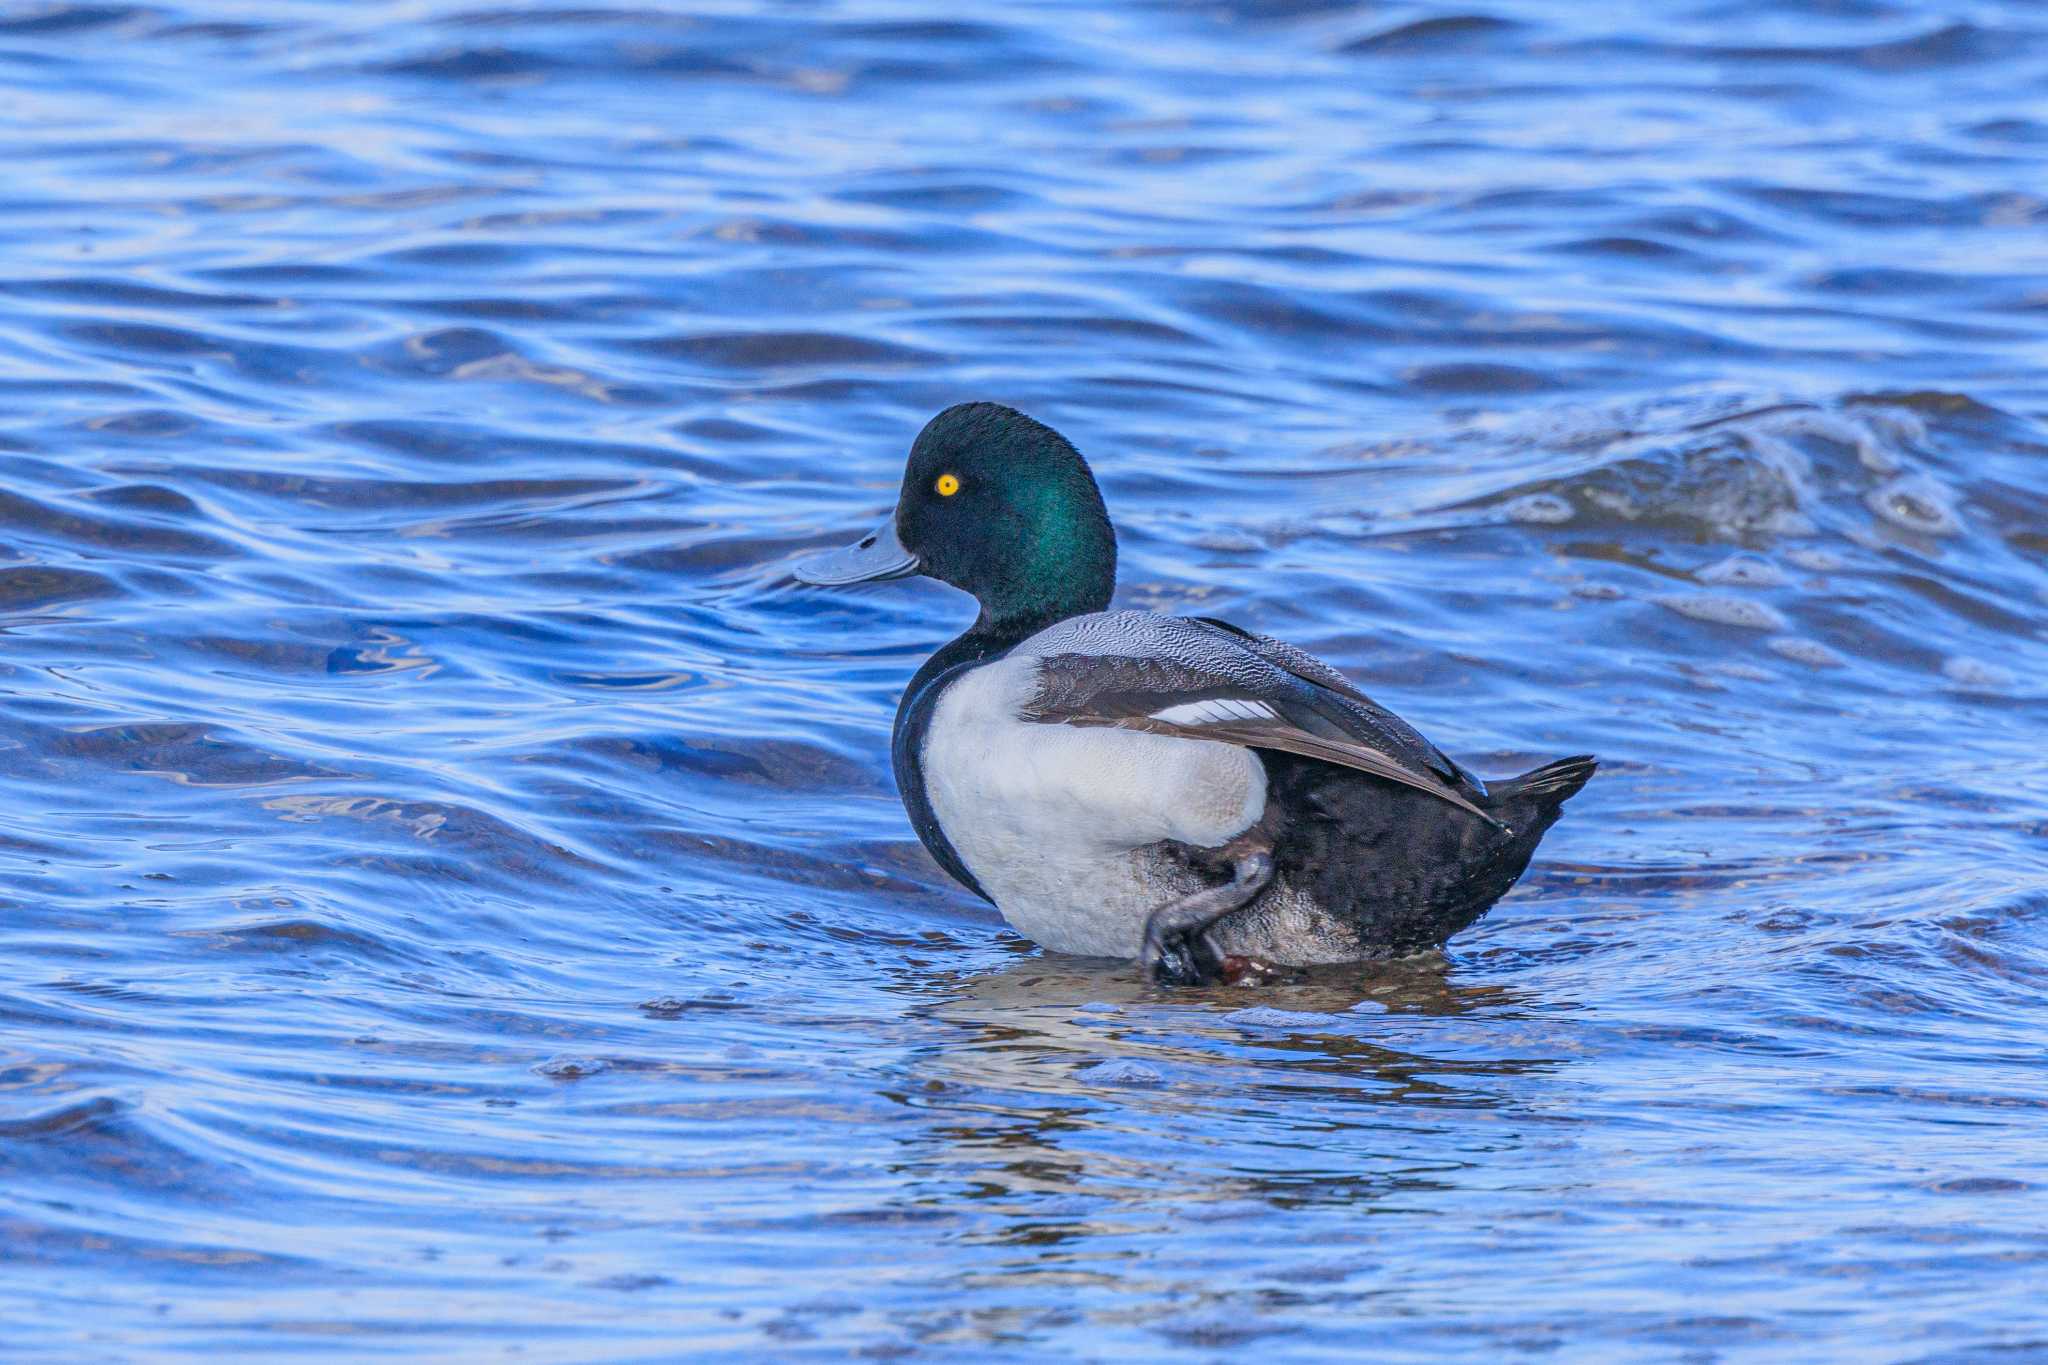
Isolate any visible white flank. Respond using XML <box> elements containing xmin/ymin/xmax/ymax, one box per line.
<box><xmin>920</xmin><ymin>655</ymin><xmax>1266</xmax><ymax>958</ymax></box>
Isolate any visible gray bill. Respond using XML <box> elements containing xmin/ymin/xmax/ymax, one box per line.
<box><xmin>793</xmin><ymin>516</ymin><xmax>919</xmax><ymax>585</ymax></box>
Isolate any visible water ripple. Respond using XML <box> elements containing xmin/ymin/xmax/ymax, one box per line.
<box><xmin>0</xmin><ymin>0</ymin><xmax>2045</xmax><ymax>1357</ymax></box>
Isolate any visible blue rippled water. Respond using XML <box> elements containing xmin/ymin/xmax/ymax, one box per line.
<box><xmin>1</xmin><ymin>1</ymin><xmax>2045</xmax><ymax>1357</ymax></box>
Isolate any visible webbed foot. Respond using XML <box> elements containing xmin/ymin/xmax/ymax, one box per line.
<box><xmin>1139</xmin><ymin>852</ymin><xmax>1274</xmax><ymax>986</ymax></box>
<box><xmin>1217</xmin><ymin>953</ymin><xmax>1285</xmax><ymax>986</ymax></box>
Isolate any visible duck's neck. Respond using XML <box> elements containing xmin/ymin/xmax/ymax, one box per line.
<box><xmin>935</xmin><ymin>541</ymin><xmax>1115</xmax><ymax>680</ymax></box>
<box><xmin>892</xmin><ymin>548</ymin><xmax>1111</xmax><ymax>737</ymax></box>
<box><xmin>896</xmin><ymin>599</ymin><xmax>1083</xmax><ymax>729</ymax></box>
<box><xmin>982</xmin><ymin>480</ymin><xmax>1117</xmax><ymax>634</ymax></box>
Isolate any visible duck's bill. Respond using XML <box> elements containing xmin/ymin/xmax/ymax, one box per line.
<box><xmin>792</xmin><ymin>517</ymin><xmax>920</xmax><ymax>585</ymax></box>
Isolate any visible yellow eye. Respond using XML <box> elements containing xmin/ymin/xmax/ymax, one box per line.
<box><xmin>935</xmin><ymin>473</ymin><xmax>960</xmax><ymax>497</ymax></box>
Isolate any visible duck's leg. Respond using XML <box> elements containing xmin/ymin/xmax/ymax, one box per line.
<box><xmin>1141</xmin><ymin>851</ymin><xmax>1274</xmax><ymax>986</ymax></box>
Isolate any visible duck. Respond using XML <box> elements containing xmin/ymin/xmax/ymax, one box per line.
<box><xmin>795</xmin><ymin>402</ymin><xmax>1596</xmax><ymax>985</ymax></box>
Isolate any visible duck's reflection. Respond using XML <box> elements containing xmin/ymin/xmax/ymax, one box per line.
<box><xmin>881</xmin><ymin>946</ymin><xmax>1575</xmax><ymax>1231</ymax></box>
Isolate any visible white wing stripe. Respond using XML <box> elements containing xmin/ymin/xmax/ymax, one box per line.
<box><xmin>1151</xmin><ymin>698</ymin><xmax>1280</xmax><ymax>726</ymax></box>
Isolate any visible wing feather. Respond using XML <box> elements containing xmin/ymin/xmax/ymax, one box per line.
<box><xmin>1017</xmin><ymin>613</ymin><xmax>1501</xmax><ymax>829</ymax></box>
<box><xmin>1094</xmin><ymin>713</ymin><xmax>1496</xmax><ymax>823</ymax></box>
<box><xmin>1192</xmin><ymin>616</ymin><xmax>1478</xmax><ymax>791</ymax></box>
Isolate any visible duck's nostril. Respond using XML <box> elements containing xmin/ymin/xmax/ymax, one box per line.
<box><xmin>858</xmin><ymin>536</ymin><xmax>876</xmax><ymax>549</ymax></box>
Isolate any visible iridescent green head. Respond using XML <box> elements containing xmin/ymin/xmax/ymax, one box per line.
<box><xmin>796</xmin><ymin>403</ymin><xmax>1117</xmax><ymax>635</ymax></box>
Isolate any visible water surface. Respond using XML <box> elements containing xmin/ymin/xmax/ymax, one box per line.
<box><xmin>1</xmin><ymin>0</ymin><xmax>2046</xmax><ymax>1357</ymax></box>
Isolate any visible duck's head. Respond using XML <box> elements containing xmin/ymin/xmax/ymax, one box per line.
<box><xmin>795</xmin><ymin>403</ymin><xmax>1117</xmax><ymax>633</ymax></box>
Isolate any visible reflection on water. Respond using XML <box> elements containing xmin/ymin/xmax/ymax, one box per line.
<box><xmin>1</xmin><ymin>0</ymin><xmax>2046</xmax><ymax>1356</ymax></box>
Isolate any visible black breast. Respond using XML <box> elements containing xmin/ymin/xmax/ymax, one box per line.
<box><xmin>890</xmin><ymin>643</ymin><xmax>999</xmax><ymax>903</ymax></box>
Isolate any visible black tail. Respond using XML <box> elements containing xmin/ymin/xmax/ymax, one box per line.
<box><xmin>1494</xmin><ymin>753</ymin><xmax>1598</xmax><ymax>806</ymax></box>
<box><xmin>1251</xmin><ymin>751</ymin><xmax>1597</xmax><ymax>957</ymax></box>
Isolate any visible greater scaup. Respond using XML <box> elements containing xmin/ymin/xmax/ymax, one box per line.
<box><xmin>796</xmin><ymin>402</ymin><xmax>1596</xmax><ymax>984</ymax></box>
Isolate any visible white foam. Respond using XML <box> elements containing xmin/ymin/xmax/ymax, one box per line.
<box><xmin>1655</xmin><ymin>593</ymin><xmax>1790</xmax><ymax>631</ymax></box>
